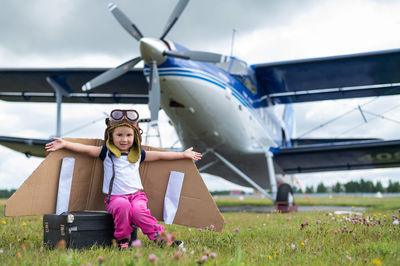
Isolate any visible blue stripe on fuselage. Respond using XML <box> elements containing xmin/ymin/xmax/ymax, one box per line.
<box><xmin>144</xmin><ymin>63</ymin><xmax>281</xmax><ymax>146</ymax></box>
<box><xmin>147</xmin><ymin>56</ymin><xmax>258</xmax><ymax>103</ymax></box>
<box><xmin>144</xmin><ymin>67</ymin><xmax>251</xmax><ymax>108</ymax></box>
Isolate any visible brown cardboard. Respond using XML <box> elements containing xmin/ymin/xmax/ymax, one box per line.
<box><xmin>5</xmin><ymin>138</ymin><xmax>224</xmax><ymax>231</ymax></box>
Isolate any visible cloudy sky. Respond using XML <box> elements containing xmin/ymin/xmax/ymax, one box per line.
<box><xmin>1</xmin><ymin>0</ymin><xmax>400</xmax><ymax>192</ymax></box>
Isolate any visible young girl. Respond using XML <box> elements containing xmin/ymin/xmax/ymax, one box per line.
<box><xmin>45</xmin><ymin>109</ymin><xmax>202</xmax><ymax>249</ymax></box>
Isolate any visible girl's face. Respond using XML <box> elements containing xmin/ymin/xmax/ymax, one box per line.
<box><xmin>111</xmin><ymin>126</ymin><xmax>134</xmax><ymax>153</ymax></box>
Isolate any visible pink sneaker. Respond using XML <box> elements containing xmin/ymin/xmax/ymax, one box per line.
<box><xmin>117</xmin><ymin>238</ymin><xmax>129</xmax><ymax>250</ymax></box>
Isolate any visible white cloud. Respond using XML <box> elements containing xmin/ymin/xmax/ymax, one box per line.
<box><xmin>0</xmin><ymin>148</ymin><xmax>43</xmax><ymax>190</ymax></box>
<box><xmin>232</xmin><ymin>0</ymin><xmax>400</xmax><ymax>64</ymax></box>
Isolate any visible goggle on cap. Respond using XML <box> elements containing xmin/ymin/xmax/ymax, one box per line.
<box><xmin>104</xmin><ymin>109</ymin><xmax>141</xmax><ymax>163</ymax></box>
<box><xmin>106</xmin><ymin>109</ymin><xmax>139</xmax><ymax>127</ymax></box>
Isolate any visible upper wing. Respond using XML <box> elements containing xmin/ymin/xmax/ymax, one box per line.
<box><xmin>0</xmin><ymin>68</ymin><xmax>148</xmax><ymax>104</ymax></box>
<box><xmin>252</xmin><ymin>48</ymin><xmax>400</xmax><ymax>104</ymax></box>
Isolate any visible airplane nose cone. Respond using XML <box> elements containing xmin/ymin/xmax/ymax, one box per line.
<box><xmin>140</xmin><ymin>38</ymin><xmax>167</xmax><ymax>66</ymax></box>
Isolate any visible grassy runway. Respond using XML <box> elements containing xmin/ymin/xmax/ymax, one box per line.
<box><xmin>0</xmin><ymin>197</ymin><xmax>399</xmax><ymax>265</ymax></box>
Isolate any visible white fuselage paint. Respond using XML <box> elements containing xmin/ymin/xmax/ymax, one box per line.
<box><xmin>157</xmin><ymin>68</ymin><xmax>281</xmax><ymax>154</ymax></box>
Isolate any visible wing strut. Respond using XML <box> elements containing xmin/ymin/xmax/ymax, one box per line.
<box><xmin>46</xmin><ymin>77</ymin><xmax>70</xmax><ymax>137</ymax></box>
<box><xmin>208</xmin><ymin>150</ymin><xmax>273</xmax><ymax>200</ymax></box>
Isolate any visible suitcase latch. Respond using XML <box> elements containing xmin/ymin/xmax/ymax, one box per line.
<box><xmin>69</xmin><ymin>226</ymin><xmax>78</xmax><ymax>234</ymax></box>
<box><xmin>44</xmin><ymin>222</ymin><xmax>49</xmax><ymax>233</ymax></box>
<box><xmin>67</xmin><ymin>214</ymin><xmax>75</xmax><ymax>223</ymax></box>
<box><xmin>60</xmin><ymin>224</ymin><xmax>65</xmax><ymax>236</ymax></box>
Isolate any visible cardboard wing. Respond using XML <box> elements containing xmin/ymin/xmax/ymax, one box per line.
<box><xmin>5</xmin><ymin>138</ymin><xmax>224</xmax><ymax>231</ymax></box>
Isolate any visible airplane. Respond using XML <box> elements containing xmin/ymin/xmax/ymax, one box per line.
<box><xmin>1</xmin><ymin>0</ymin><xmax>400</xmax><ymax>201</ymax></box>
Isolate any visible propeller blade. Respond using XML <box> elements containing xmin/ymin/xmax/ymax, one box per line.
<box><xmin>163</xmin><ymin>50</ymin><xmax>229</xmax><ymax>63</ymax></box>
<box><xmin>82</xmin><ymin>56</ymin><xmax>141</xmax><ymax>91</ymax></box>
<box><xmin>108</xmin><ymin>3</ymin><xmax>143</xmax><ymax>41</ymax></box>
<box><xmin>148</xmin><ymin>61</ymin><xmax>160</xmax><ymax>122</ymax></box>
<box><xmin>160</xmin><ymin>0</ymin><xmax>189</xmax><ymax>40</ymax></box>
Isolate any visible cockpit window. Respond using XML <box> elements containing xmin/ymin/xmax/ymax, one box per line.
<box><xmin>233</xmin><ymin>74</ymin><xmax>257</xmax><ymax>94</ymax></box>
<box><xmin>216</xmin><ymin>58</ymin><xmax>258</xmax><ymax>94</ymax></box>
<box><xmin>232</xmin><ymin>59</ymin><xmax>257</xmax><ymax>94</ymax></box>
<box><xmin>230</xmin><ymin>60</ymin><xmax>247</xmax><ymax>75</ymax></box>
<box><xmin>215</xmin><ymin>61</ymin><xmax>230</xmax><ymax>72</ymax></box>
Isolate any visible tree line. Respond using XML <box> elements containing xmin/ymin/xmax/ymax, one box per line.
<box><xmin>0</xmin><ymin>189</ymin><xmax>16</xmax><ymax>198</ymax></box>
<box><xmin>305</xmin><ymin>179</ymin><xmax>400</xmax><ymax>193</ymax></box>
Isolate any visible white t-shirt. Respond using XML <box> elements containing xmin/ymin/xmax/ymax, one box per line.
<box><xmin>100</xmin><ymin>146</ymin><xmax>146</xmax><ymax>195</ymax></box>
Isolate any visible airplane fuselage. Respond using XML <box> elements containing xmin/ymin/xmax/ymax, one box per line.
<box><xmin>143</xmin><ymin>40</ymin><xmax>290</xmax><ymax>157</ymax></box>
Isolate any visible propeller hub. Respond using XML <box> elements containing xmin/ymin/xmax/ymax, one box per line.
<box><xmin>140</xmin><ymin>38</ymin><xmax>167</xmax><ymax>66</ymax></box>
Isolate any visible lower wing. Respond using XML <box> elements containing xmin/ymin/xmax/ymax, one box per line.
<box><xmin>273</xmin><ymin>139</ymin><xmax>400</xmax><ymax>173</ymax></box>
<box><xmin>0</xmin><ymin>136</ymin><xmax>51</xmax><ymax>157</ymax></box>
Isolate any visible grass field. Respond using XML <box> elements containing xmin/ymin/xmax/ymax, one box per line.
<box><xmin>214</xmin><ymin>195</ymin><xmax>400</xmax><ymax>210</ymax></box>
<box><xmin>0</xmin><ymin>197</ymin><xmax>399</xmax><ymax>265</ymax></box>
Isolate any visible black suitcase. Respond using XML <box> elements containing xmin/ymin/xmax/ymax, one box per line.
<box><xmin>43</xmin><ymin>211</ymin><xmax>137</xmax><ymax>249</ymax></box>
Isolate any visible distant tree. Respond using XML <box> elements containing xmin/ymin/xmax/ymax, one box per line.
<box><xmin>387</xmin><ymin>180</ymin><xmax>394</xmax><ymax>192</ymax></box>
<box><xmin>344</xmin><ymin>181</ymin><xmax>360</xmax><ymax>193</ymax></box>
<box><xmin>387</xmin><ymin>180</ymin><xmax>400</xmax><ymax>193</ymax></box>
<box><xmin>316</xmin><ymin>182</ymin><xmax>327</xmax><ymax>193</ymax></box>
<box><xmin>374</xmin><ymin>181</ymin><xmax>384</xmax><ymax>193</ymax></box>
<box><xmin>210</xmin><ymin>190</ymin><xmax>231</xmax><ymax>196</ymax></box>
<box><xmin>0</xmin><ymin>189</ymin><xmax>16</xmax><ymax>198</ymax></box>
<box><xmin>305</xmin><ymin>186</ymin><xmax>314</xmax><ymax>194</ymax></box>
<box><xmin>332</xmin><ymin>182</ymin><xmax>343</xmax><ymax>193</ymax></box>
<box><xmin>363</xmin><ymin>180</ymin><xmax>374</xmax><ymax>193</ymax></box>
<box><xmin>359</xmin><ymin>179</ymin><xmax>365</xmax><ymax>191</ymax></box>
<box><xmin>359</xmin><ymin>179</ymin><xmax>375</xmax><ymax>192</ymax></box>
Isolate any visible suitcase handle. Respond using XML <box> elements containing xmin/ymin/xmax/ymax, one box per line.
<box><xmin>44</xmin><ymin>222</ymin><xmax>49</xmax><ymax>233</ymax></box>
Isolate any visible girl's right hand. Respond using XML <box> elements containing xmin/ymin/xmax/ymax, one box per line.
<box><xmin>45</xmin><ymin>137</ymin><xmax>66</xmax><ymax>152</ymax></box>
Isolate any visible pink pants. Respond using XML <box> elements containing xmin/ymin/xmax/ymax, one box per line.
<box><xmin>105</xmin><ymin>191</ymin><xmax>164</xmax><ymax>241</ymax></box>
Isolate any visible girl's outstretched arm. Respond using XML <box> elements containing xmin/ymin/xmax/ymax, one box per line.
<box><xmin>45</xmin><ymin>137</ymin><xmax>102</xmax><ymax>158</ymax></box>
<box><xmin>145</xmin><ymin>147</ymin><xmax>202</xmax><ymax>162</ymax></box>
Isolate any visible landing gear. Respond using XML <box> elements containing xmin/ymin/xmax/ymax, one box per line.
<box><xmin>265</xmin><ymin>150</ymin><xmax>277</xmax><ymax>201</ymax></box>
<box><xmin>204</xmin><ymin>149</ymin><xmax>273</xmax><ymax>200</ymax></box>
<box><xmin>145</xmin><ymin>121</ymin><xmax>162</xmax><ymax>147</ymax></box>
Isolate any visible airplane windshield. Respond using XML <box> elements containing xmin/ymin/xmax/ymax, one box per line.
<box><xmin>234</xmin><ymin>74</ymin><xmax>257</xmax><ymax>94</ymax></box>
<box><xmin>230</xmin><ymin>60</ymin><xmax>247</xmax><ymax>75</ymax></box>
<box><xmin>216</xmin><ymin>58</ymin><xmax>257</xmax><ymax>94</ymax></box>
<box><xmin>215</xmin><ymin>61</ymin><xmax>230</xmax><ymax>72</ymax></box>
<box><xmin>231</xmin><ymin>59</ymin><xmax>257</xmax><ymax>94</ymax></box>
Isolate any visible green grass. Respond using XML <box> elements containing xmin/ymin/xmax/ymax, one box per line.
<box><xmin>1</xmin><ymin>197</ymin><xmax>399</xmax><ymax>265</ymax></box>
<box><xmin>215</xmin><ymin>196</ymin><xmax>400</xmax><ymax>210</ymax></box>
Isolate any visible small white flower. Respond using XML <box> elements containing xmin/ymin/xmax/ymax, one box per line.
<box><xmin>393</xmin><ymin>220</ymin><xmax>399</xmax><ymax>225</ymax></box>
<box><xmin>291</xmin><ymin>243</ymin><xmax>296</xmax><ymax>251</ymax></box>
